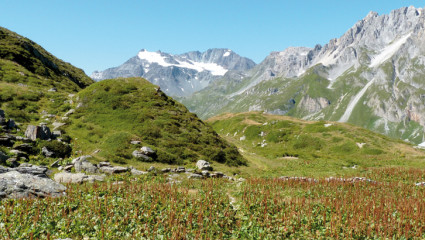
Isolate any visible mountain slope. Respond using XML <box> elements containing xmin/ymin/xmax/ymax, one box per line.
<box><xmin>91</xmin><ymin>49</ymin><xmax>256</xmax><ymax>97</ymax></box>
<box><xmin>64</xmin><ymin>77</ymin><xmax>245</xmax><ymax>166</ymax></box>
<box><xmin>183</xmin><ymin>6</ymin><xmax>425</xmax><ymax>144</ymax></box>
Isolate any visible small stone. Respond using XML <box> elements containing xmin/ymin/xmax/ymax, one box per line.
<box><xmin>131</xmin><ymin>140</ymin><xmax>141</xmax><ymax>145</ymax></box>
<box><xmin>161</xmin><ymin>168</ymin><xmax>171</xmax><ymax>173</ymax></box>
<box><xmin>48</xmin><ymin>87</ymin><xmax>57</xmax><ymax>92</ymax></box>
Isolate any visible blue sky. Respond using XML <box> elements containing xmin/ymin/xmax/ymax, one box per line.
<box><xmin>1</xmin><ymin>0</ymin><xmax>424</xmax><ymax>74</ymax></box>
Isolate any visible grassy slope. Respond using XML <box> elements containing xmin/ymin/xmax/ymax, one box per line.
<box><xmin>0</xmin><ymin>26</ymin><xmax>94</xmax><ymax>123</ymax></box>
<box><xmin>207</xmin><ymin>112</ymin><xmax>425</xmax><ymax>177</ymax></box>
<box><xmin>64</xmin><ymin>77</ymin><xmax>245</xmax><ymax>167</ymax></box>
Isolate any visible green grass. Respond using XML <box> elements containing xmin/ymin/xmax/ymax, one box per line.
<box><xmin>65</xmin><ymin>77</ymin><xmax>245</xmax><ymax>167</ymax></box>
<box><xmin>206</xmin><ymin>112</ymin><xmax>425</xmax><ymax>177</ymax></box>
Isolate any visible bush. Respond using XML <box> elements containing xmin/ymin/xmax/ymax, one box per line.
<box><xmin>40</xmin><ymin>141</ymin><xmax>72</xmax><ymax>158</ymax></box>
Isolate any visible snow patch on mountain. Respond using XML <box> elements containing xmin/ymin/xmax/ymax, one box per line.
<box><xmin>369</xmin><ymin>33</ymin><xmax>412</xmax><ymax>67</ymax></box>
<box><xmin>138</xmin><ymin>50</ymin><xmax>228</xmax><ymax>76</ymax></box>
<box><xmin>339</xmin><ymin>79</ymin><xmax>375</xmax><ymax>122</ymax></box>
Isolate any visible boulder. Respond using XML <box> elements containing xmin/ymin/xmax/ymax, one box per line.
<box><xmin>141</xmin><ymin>146</ymin><xmax>155</xmax><ymax>156</ymax></box>
<box><xmin>74</xmin><ymin>158</ymin><xmax>98</xmax><ymax>174</ymax></box>
<box><xmin>132</xmin><ymin>150</ymin><xmax>149</xmax><ymax>160</ymax></box>
<box><xmin>0</xmin><ymin>171</ymin><xmax>66</xmax><ymax>199</ymax></box>
<box><xmin>196</xmin><ymin>160</ymin><xmax>213</xmax><ymax>171</ymax></box>
<box><xmin>100</xmin><ymin>166</ymin><xmax>128</xmax><ymax>174</ymax></box>
<box><xmin>98</xmin><ymin>161</ymin><xmax>111</xmax><ymax>167</ymax></box>
<box><xmin>54</xmin><ymin>172</ymin><xmax>105</xmax><ymax>184</ymax></box>
<box><xmin>25</xmin><ymin>125</ymin><xmax>52</xmax><ymax>141</ymax></box>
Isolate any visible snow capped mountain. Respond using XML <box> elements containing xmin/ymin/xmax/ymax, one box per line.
<box><xmin>91</xmin><ymin>48</ymin><xmax>256</xmax><ymax>97</ymax></box>
<box><xmin>183</xmin><ymin>6</ymin><xmax>425</xmax><ymax>144</ymax></box>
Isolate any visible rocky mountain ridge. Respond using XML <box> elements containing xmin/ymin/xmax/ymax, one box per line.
<box><xmin>91</xmin><ymin>48</ymin><xmax>256</xmax><ymax>96</ymax></box>
<box><xmin>183</xmin><ymin>6</ymin><xmax>425</xmax><ymax>144</ymax></box>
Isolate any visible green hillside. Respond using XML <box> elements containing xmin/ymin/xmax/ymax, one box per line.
<box><xmin>0</xmin><ymin>26</ymin><xmax>94</xmax><ymax>123</ymax></box>
<box><xmin>64</xmin><ymin>77</ymin><xmax>245</xmax><ymax>166</ymax></box>
<box><xmin>207</xmin><ymin>112</ymin><xmax>425</xmax><ymax>177</ymax></box>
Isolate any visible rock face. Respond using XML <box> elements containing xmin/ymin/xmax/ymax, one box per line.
<box><xmin>91</xmin><ymin>49</ymin><xmax>256</xmax><ymax>97</ymax></box>
<box><xmin>196</xmin><ymin>160</ymin><xmax>213</xmax><ymax>171</ymax></box>
<box><xmin>0</xmin><ymin>171</ymin><xmax>66</xmax><ymax>199</ymax></box>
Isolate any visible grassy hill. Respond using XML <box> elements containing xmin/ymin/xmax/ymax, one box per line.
<box><xmin>0</xmin><ymin>26</ymin><xmax>94</xmax><ymax>123</ymax></box>
<box><xmin>64</xmin><ymin>77</ymin><xmax>245</xmax><ymax>166</ymax></box>
<box><xmin>207</xmin><ymin>112</ymin><xmax>425</xmax><ymax>177</ymax></box>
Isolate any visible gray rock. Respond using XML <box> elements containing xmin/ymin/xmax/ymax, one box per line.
<box><xmin>64</xmin><ymin>109</ymin><xmax>75</xmax><ymax>117</ymax></box>
<box><xmin>201</xmin><ymin>170</ymin><xmax>210</xmax><ymax>177</ymax></box>
<box><xmin>0</xmin><ymin>171</ymin><xmax>66</xmax><ymax>199</ymax></box>
<box><xmin>176</xmin><ymin>166</ymin><xmax>185</xmax><ymax>173</ymax></box>
<box><xmin>98</xmin><ymin>161</ymin><xmax>111</xmax><ymax>167</ymax></box>
<box><xmin>74</xmin><ymin>158</ymin><xmax>98</xmax><ymax>174</ymax></box>
<box><xmin>63</xmin><ymin>164</ymin><xmax>74</xmax><ymax>172</ymax></box>
<box><xmin>52</xmin><ymin>122</ymin><xmax>65</xmax><ymax>130</ymax></box>
<box><xmin>132</xmin><ymin>150</ymin><xmax>149</xmax><ymax>160</ymax></box>
<box><xmin>188</xmin><ymin>173</ymin><xmax>203</xmax><ymax>179</ymax></box>
<box><xmin>42</xmin><ymin>146</ymin><xmax>55</xmax><ymax>158</ymax></box>
<box><xmin>131</xmin><ymin>168</ymin><xmax>148</xmax><ymax>176</ymax></box>
<box><xmin>50</xmin><ymin>160</ymin><xmax>60</xmax><ymax>168</ymax></box>
<box><xmin>25</xmin><ymin>125</ymin><xmax>51</xmax><ymax>140</ymax></box>
<box><xmin>0</xmin><ymin>166</ymin><xmax>9</xmax><ymax>174</ymax></box>
<box><xmin>14</xmin><ymin>165</ymin><xmax>49</xmax><ymax>178</ymax></box>
<box><xmin>161</xmin><ymin>168</ymin><xmax>171</xmax><ymax>173</ymax></box>
<box><xmin>130</xmin><ymin>140</ymin><xmax>141</xmax><ymax>145</ymax></box>
<box><xmin>100</xmin><ymin>166</ymin><xmax>128</xmax><ymax>174</ymax></box>
<box><xmin>185</xmin><ymin>168</ymin><xmax>195</xmax><ymax>173</ymax></box>
<box><xmin>54</xmin><ymin>172</ymin><xmax>105</xmax><ymax>184</ymax></box>
<box><xmin>71</xmin><ymin>155</ymin><xmax>92</xmax><ymax>164</ymax></box>
<box><xmin>141</xmin><ymin>146</ymin><xmax>155</xmax><ymax>156</ymax></box>
<box><xmin>48</xmin><ymin>87</ymin><xmax>57</xmax><ymax>92</ymax></box>
<box><xmin>196</xmin><ymin>160</ymin><xmax>213</xmax><ymax>171</ymax></box>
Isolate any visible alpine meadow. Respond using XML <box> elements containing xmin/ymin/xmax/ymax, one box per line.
<box><xmin>2</xmin><ymin>3</ymin><xmax>425</xmax><ymax>239</ymax></box>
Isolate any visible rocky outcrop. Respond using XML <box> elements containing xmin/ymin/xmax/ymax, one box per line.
<box><xmin>299</xmin><ymin>95</ymin><xmax>331</xmax><ymax>113</ymax></box>
<box><xmin>0</xmin><ymin>171</ymin><xmax>66</xmax><ymax>199</ymax></box>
